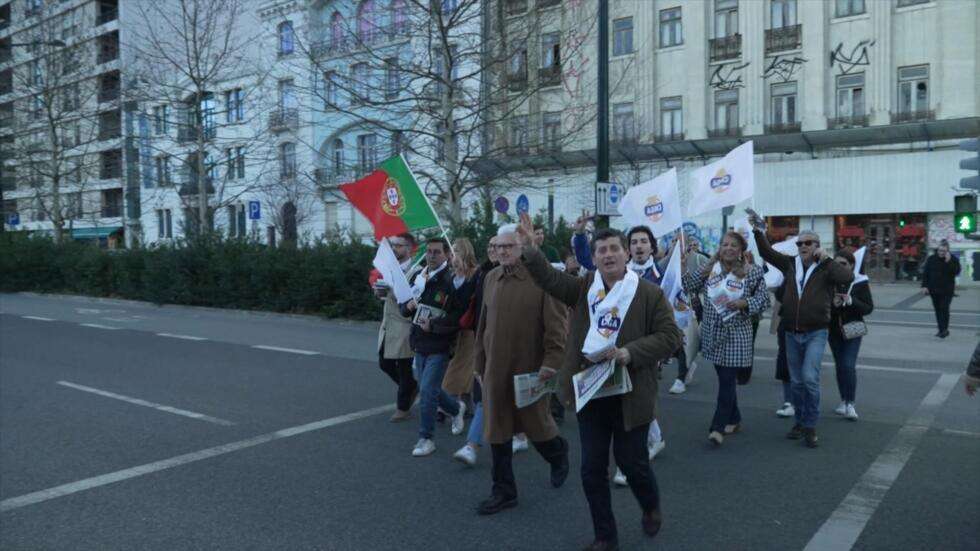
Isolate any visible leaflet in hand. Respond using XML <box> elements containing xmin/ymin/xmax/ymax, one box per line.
<box><xmin>514</xmin><ymin>372</ymin><xmax>558</xmax><ymax>408</ymax></box>
<box><xmin>573</xmin><ymin>359</ymin><xmax>615</xmax><ymax>412</ymax></box>
<box><xmin>413</xmin><ymin>304</ymin><xmax>446</xmax><ymax>327</ymax></box>
<box><xmin>592</xmin><ymin>364</ymin><xmax>632</xmax><ymax>400</ymax></box>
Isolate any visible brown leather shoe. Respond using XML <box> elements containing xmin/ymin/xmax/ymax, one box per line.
<box><xmin>642</xmin><ymin>508</ymin><xmax>662</xmax><ymax>537</ymax></box>
<box><xmin>581</xmin><ymin>540</ymin><xmax>619</xmax><ymax>551</ymax></box>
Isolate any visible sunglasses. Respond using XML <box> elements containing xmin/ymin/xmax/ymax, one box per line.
<box><xmin>796</xmin><ymin>240</ymin><xmax>818</xmax><ymax>248</ymax></box>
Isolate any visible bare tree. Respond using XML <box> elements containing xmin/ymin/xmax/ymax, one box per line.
<box><xmin>289</xmin><ymin>0</ymin><xmax>599</xmax><ymax>227</ymax></box>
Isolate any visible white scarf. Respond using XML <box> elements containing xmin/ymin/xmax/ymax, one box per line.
<box><xmin>794</xmin><ymin>256</ymin><xmax>818</xmax><ymax>298</ymax></box>
<box><xmin>582</xmin><ymin>270</ymin><xmax>640</xmax><ymax>357</ymax></box>
<box><xmin>627</xmin><ymin>257</ymin><xmax>660</xmax><ymax>281</ymax></box>
<box><xmin>411</xmin><ymin>261</ymin><xmax>447</xmax><ymax>300</ymax></box>
<box><xmin>706</xmin><ymin>263</ymin><xmax>746</xmax><ymax>322</ymax></box>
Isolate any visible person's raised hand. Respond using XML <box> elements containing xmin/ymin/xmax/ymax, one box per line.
<box><xmin>745</xmin><ymin>208</ymin><xmax>766</xmax><ymax>232</ymax></box>
<box><xmin>517</xmin><ymin>212</ymin><xmax>536</xmax><ymax>248</ymax></box>
<box><xmin>574</xmin><ymin>209</ymin><xmax>593</xmax><ymax>235</ymax></box>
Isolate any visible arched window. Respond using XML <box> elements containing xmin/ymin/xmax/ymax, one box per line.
<box><xmin>332</xmin><ymin>139</ymin><xmax>344</xmax><ymax>173</ymax></box>
<box><xmin>391</xmin><ymin>0</ymin><xmax>408</xmax><ymax>34</ymax></box>
<box><xmin>278</xmin><ymin>21</ymin><xmax>294</xmax><ymax>55</ymax></box>
<box><xmin>357</xmin><ymin>0</ymin><xmax>377</xmax><ymax>43</ymax></box>
<box><xmin>330</xmin><ymin>11</ymin><xmax>344</xmax><ymax>48</ymax></box>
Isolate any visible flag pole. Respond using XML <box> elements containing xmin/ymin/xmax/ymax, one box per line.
<box><xmin>397</xmin><ymin>153</ymin><xmax>454</xmax><ymax>258</ymax></box>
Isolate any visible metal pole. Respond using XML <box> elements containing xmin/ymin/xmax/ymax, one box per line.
<box><xmin>595</xmin><ymin>0</ymin><xmax>609</xmax><ymax>228</ymax></box>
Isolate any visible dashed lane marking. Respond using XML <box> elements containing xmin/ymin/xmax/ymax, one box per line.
<box><xmin>55</xmin><ymin>381</ymin><xmax>234</xmax><ymax>426</ymax></box>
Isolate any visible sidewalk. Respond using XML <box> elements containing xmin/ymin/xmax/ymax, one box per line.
<box><xmin>867</xmin><ymin>282</ymin><xmax>980</xmax><ymax>312</ymax></box>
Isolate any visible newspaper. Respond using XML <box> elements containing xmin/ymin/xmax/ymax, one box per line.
<box><xmin>573</xmin><ymin>359</ymin><xmax>615</xmax><ymax>412</ymax></box>
<box><xmin>513</xmin><ymin>372</ymin><xmax>558</xmax><ymax>408</ymax></box>
<box><xmin>413</xmin><ymin>304</ymin><xmax>446</xmax><ymax>327</ymax></box>
<box><xmin>592</xmin><ymin>364</ymin><xmax>633</xmax><ymax>400</ymax></box>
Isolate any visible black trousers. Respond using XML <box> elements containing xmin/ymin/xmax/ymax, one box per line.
<box><xmin>929</xmin><ymin>292</ymin><xmax>953</xmax><ymax>333</ymax></box>
<box><xmin>378</xmin><ymin>348</ymin><xmax>416</xmax><ymax>412</ymax></box>
<box><xmin>578</xmin><ymin>396</ymin><xmax>660</xmax><ymax>543</ymax></box>
<box><xmin>490</xmin><ymin>436</ymin><xmax>566</xmax><ymax>500</ymax></box>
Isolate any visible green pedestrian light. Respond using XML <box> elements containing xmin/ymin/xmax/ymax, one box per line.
<box><xmin>955</xmin><ymin>213</ymin><xmax>975</xmax><ymax>234</ymax></box>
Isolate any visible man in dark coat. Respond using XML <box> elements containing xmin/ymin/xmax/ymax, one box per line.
<box><xmin>920</xmin><ymin>241</ymin><xmax>961</xmax><ymax>339</ymax></box>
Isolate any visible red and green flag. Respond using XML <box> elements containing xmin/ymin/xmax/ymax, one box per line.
<box><xmin>339</xmin><ymin>155</ymin><xmax>441</xmax><ymax>240</ymax></box>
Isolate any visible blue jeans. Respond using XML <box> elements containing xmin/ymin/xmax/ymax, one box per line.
<box><xmin>414</xmin><ymin>353</ymin><xmax>459</xmax><ymax>440</ymax></box>
<box><xmin>710</xmin><ymin>365</ymin><xmax>742</xmax><ymax>432</ymax></box>
<box><xmin>829</xmin><ymin>334</ymin><xmax>862</xmax><ymax>403</ymax></box>
<box><xmin>785</xmin><ymin>329</ymin><xmax>828</xmax><ymax>428</ymax></box>
<box><xmin>466</xmin><ymin>378</ymin><xmax>484</xmax><ymax>446</ymax></box>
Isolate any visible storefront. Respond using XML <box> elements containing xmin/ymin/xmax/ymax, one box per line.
<box><xmin>834</xmin><ymin>214</ymin><xmax>927</xmax><ymax>282</ymax></box>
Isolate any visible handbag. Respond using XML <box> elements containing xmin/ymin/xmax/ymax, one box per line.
<box><xmin>841</xmin><ymin>320</ymin><xmax>868</xmax><ymax>340</ymax></box>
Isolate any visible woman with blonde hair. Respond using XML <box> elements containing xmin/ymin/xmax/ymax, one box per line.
<box><xmin>440</xmin><ymin>238</ymin><xmax>480</xmax><ymax>423</ymax></box>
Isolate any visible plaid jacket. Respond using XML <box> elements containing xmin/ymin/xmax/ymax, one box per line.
<box><xmin>683</xmin><ymin>264</ymin><xmax>770</xmax><ymax>368</ymax></box>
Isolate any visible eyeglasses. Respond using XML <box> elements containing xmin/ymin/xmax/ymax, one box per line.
<box><xmin>796</xmin><ymin>240</ymin><xmax>817</xmax><ymax>248</ymax></box>
<box><xmin>493</xmin><ymin>243</ymin><xmax>517</xmax><ymax>250</ymax></box>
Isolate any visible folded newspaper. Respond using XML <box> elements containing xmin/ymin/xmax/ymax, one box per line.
<box><xmin>573</xmin><ymin>360</ymin><xmax>633</xmax><ymax>412</ymax></box>
<box><xmin>513</xmin><ymin>372</ymin><xmax>558</xmax><ymax>408</ymax></box>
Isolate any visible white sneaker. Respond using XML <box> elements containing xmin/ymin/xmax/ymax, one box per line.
<box><xmin>834</xmin><ymin>402</ymin><xmax>847</xmax><ymax>416</ymax></box>
<box><xmin>845</xmin><ymin>403</ymin><xmax>859</xmax><ymax>421</ymax></box>
<box><xmin>684</xmin><ymin>361</ymin><xmax>698</xmax><ymax>384</ymax></box>
<box><xmin>453</xmin><ymin>444</ymin><xmax>477</xmax><ymax>466</ymax></box>
<box><xmin>612</xmin><ymin>468</ymin><xmax>628</xmax><ymax>486</ymax></box>
<box><xmin>412</xmin><ymin>438</ymin><xmax>436</xmax><ymax>457</ymax></box>
<box><xmin>648</xmin><ymin>440</ymin><xmax>666</xmax><ymax>461</ymax></box>
<box><xmin>451</xmin><ymin>401</ymin><xmax>466</xmax><ymax>435</ymax></box>
<box><xmin>668</xmin><ymin>379</ymin><xmax>686</xmax><ymax>394</ymax></box>
<box><xmin>776</xmin><ymin>403</ymin><xmax>795</xmax><ymax>418</ymax></box>
<box><xmin>512</xmin><ymin>435</ymin><xmax>528</xmax><ymax>454</ymax></box>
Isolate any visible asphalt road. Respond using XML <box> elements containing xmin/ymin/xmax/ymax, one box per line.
<box><xmin>1</xmin><ymin>292</ymin><xmax>978</xmax><ymax>550</ymax></box>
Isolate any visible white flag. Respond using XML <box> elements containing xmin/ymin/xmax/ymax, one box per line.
<box><xmin>658</xmin><ymin>242</ymin><xmax>693</xmax><ymax>329</ymax></box>
<box><xmin>372</xmin><ymin>238</ymin><xmax>414</xmax><ymax>303</ymax></box>
<box><xmin>688</xmin><ymin>141</ymin><xmax>755</xmax><ymax>217</ymax></box>
<box><xmin>851</xmin><ymin>246</ymin><xmax>869</xmax><ymax>286</ymax></box>
<box><xmin>619</xmin><ymin>168</ymin><xmax>683</xmax><ymax>238</ymax></box>
<box><xmin>762</xmin><ymin>235</ymin><xmax>798</xmax><ymax>289</ymax></box>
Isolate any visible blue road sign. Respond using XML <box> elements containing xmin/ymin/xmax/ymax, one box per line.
<box><xmin>7</xmin><ymin>213</ymin><xmax>19</xmax><ymax>226</ymax></box>
<box><xmin>516</xmin><ymin>194</ymin><xmax>530</xmax><ymax>215</ymax></box>
<box><xmin>248</xmin><ymin>201</ymin><xmax>261</xmax><ymax>220</ymax></box>
<box><xmin>494</xmin><ymin>196</ymin><xmax>509</xmax><ymax>214</ymax></box>
<box><xmin>609</xmin><ymin>184</ymin><xmax>620</xmax><ymax>205</ymax></box>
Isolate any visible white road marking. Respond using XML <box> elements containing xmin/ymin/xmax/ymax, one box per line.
<box><xmin>78</xmin><ymin>323</ymin><xmax>121</xmax><ymax>330</ymax></box>
<box><xmin>252</xmin><ymin>345</ymin><xmax>319</xmax><ymax>356</ymax></box>
<box><xmin>753</xmin><ymin>356</ymin><xmax>941</xmax><ymax>375</ymax></box>
<box><xmin>866</xmin><ymin>320</ymin><xmax>977</xmax><ymax>330</ymax></box>
<box><xmin>804</xmin><ymin>373</ymin><xmax>960</xmax><ymax>551</ymax></box>
<box><xmin>55</xmin><ymin>381</ymin><xmax>234</xmax><ymax>426</ymax></box>
<box><xmin>940</xmin><ymin>428</ymin><xmax>980</xmax><ymax>439</ymax></box>
<box><xmin>156</xmin><ymin>333</ymin><xmax>208</xmax><ymax>341</ymax></box>
<box><xmin>21</xmin><ymin>316</ymin><xmax>55</xmax><ymax>321</ymax></box>
<box><xmin>0</xmin><ymin>403</ymin><xmax>394</xmax><ymax>513</ymax></box>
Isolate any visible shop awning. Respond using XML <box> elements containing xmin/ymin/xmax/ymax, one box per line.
<box><xmin>837</xmin><ymin>226</ymin><xmax>864</xmax><ymax>238</ymax></box>
<box><xmin>71</xmin><ymin>226</ymin><xmax>122</xmax><ymax>239</ymax></box>
<box><xmin>898</xmin><ymin>225</ymin><xmax>925</xmax><ymax>237</ymax></box>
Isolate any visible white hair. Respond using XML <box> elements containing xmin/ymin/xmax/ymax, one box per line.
<box><xmin>798</xmin><ymin>230</ymin><xmax>820</xmax><ymax>242</ymax></box>
<box><xmin>497</xmin><ymin>223</ymin><xmax>518</xmax><ymax>237</ymax></box>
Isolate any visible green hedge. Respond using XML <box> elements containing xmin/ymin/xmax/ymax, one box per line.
<box><xmin>0</xmin><ymin>233</ymin><xmax>381</xmax><ymax>320</ymax></box>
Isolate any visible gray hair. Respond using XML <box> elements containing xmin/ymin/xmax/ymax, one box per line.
<box><xmin>798</xmin><ymin>230</ymin><xmax>820</xmax><ymax>243</ymax></box>
<box><xmin>497</xmin><ymin>223</ymin><xmax>518</xmax><ymax>237</ymax></box>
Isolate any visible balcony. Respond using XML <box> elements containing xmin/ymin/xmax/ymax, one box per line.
<box><xmin>891</xmin><ymin>109</ymin><xmax>935</xmax><ymax>124</ymax></box>
<box><xmin>311</xmin><ymin>22</ymin><xmax>411</xmax><ymax>58</ymax></box>
<box><xmin>0</xmin><ymin>177</ymin><xmax>15</xmax><ymax>191</ymax></box>
<box><xmin>506</xmin><ymin>0</ymin><xmax>528</xmax><ymax>15</ymax></box>
<box><xmin>97</xmin><ymin>31</ymin><xmax>120</xmax><ymax>64</ymax></box>
<box><xmin>314</xmin><ymin>168</ymin><xmax>355</xmax><ymax>188</ymax></box>
<box><xmin>708</xmin><ymin>127</ymin><xmax>742</xmax><ymax>138</ymax></box>
<box><xmin>765</xmin><ymin>121</ymin><xmax>802</xmax><ymax>134</ymax></box>
<box><xmin>611</xmin><ymin>135</ymin><xmax>638</xmax><ymax>146</ymax></box>
<box><xmin>178</xmin><ymin>176</ymin><xmax>215</xmax><ymax>196</ymax></box>
<box><xmin>828</xmin><ymin>115</ymin><xmax>869</xmax><ymax>129</ymax></box>
<box><xmin>538</xmin><ymin>64</ymin><xmax>561</xmax><ymax>87</ymax></box>
<box><xmin>268</xmin><ymin>108</ymin><xmax>298</xmax><ymax>132</ymax></box>
<box><xmin>99</xmin><ymin>85</ymin><xmax>119</xmax><ymax>103</ymax></box>
<box><xmin>656</xmin><ymin>132</ymin><xmax>685</xmax><ymax>142</ymax></box>
<box><xmin>177</xmin><ymin>125</ymin><xmax>215</xmax><ymax>143</ymax></box>
<box><xmin>709</xmin><ymin>34</ymin><xmax>742</xmax><ymax>62</ymax></box>
<box><xmin>506</xmin><ymin>74</ymin><xmax>527</xmax><ymax>92</ymax></box>
<box><xmin>98</xmin><ymin>122</ymin><xmax>121</xmax><ymax>141</ymax></box>
<box><xmin>765</xmin><ymin>24</ymin><xmax>802</xmax><ymax>54</ymax></box>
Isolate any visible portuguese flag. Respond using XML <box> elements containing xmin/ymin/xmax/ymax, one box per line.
<box><xmin>339</xmin><ymin>155</ymin><xmax>441</xmax><ymax>240</ymax></box>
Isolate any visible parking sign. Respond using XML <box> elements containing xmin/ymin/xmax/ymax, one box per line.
<box><xmin>248</xmin><ymin>201</ymin><xmax>261</xmax><ymax>220</ymax></box>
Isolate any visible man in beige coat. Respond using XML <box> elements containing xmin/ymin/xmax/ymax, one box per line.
<box><xmin>374</xmin><ymin>233</ymin><xmax>418</xmax><ymax>421</ymax></box>
<box><xmin>517</xmin><ymin>214</ymin><xmax>681</xmax><ymax>551</ymax></box>
<box><xmin>474</xmin><ymin>225</ymin><xmax>570</xmax><ymax>515</ymax></box>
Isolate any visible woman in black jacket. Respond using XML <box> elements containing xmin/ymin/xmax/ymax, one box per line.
<box><xmin>828</xmin><ymin>248</ymin><xmax>874</xmax><ymax>421</ymax></box>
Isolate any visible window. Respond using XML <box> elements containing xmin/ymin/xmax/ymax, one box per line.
<box><xmin>352</xmin><ymin>63</ymin><xmax>370</xmax><ymax>103</ymax></box>
<box><xmin>441</xmin><ymin>0</ymin><xmax>458</xmax><ymax>14</ymax></box>
<box><xmin>324</xmin><ymin>72</ymin><xmax>339</xmax><ymax>107</ymax></box>
<box><xmin>31</xmin><ymin>197</ymin><xmax>47</xmax><ymax>222</ymax></box>
<box><xmin>357</xmin><ymin>133</ymin><xmax>377</xmax><ymax>174</ymax></box>
<box><xmin>385</xmin><ymin>58</ymin><xmax>400</xmax><ymax>99</ymax></box>
<box><xmin>66</xmin><ymin>192</ymin><xmax>82</xmax><ymax>220</ymax></box>
<box><xmin>225</xmin><ymin>146</ymin><xmax>245</xmax><ymax>180</ymax></box>
<box><xmin>659</xmin><ymin>8</ymin><xmax>682</xmax><ymax>48</ymax></box>
<box><xmin>330</xmin><ymin>12</ymin><xmax>344</xmax><ymax>48</ymax></box>
<box><xmin>391</xmin><ymin>130</ymin><xmax>404</xmax><ymax>157</ymax></box>
<box><xmin>507</xmin><ymin>49</ymin><xmax>527</xmax><ymax>87</ymax></box>
<box><xmin>659</xmin><ymin>96</ymin><xmax>683</xmax><ymax>139</ymax></box>
<box><xmin>155</xmin><ymin>155</ymin><xmax>172</xmax><ymax>186</ymax></box>
<box><xmin>541</xmin><ymin>32</ymin><xmax>560</xmax><ymax>70</ymax></box>
<box><xmin>897</xmin><ymin>65</ymin><xmax>928</xmax><ymax>114</ymax></box>
<box><xmin>392</xmin><ymin>0</ymin><xmax>408</xmax><ymax>34</ymax></box>
<box><xmin>197</xmin><ymin>92</ymin><xmax>216</xmax><ymax>138</ymax></box>
<box><xmin>227</xmin><ymin>204</ymin><xmax>246</xmax><ymax>238</ymax></box>
<box><xmin>509</xmin><ymin>115</ymin><xmax>528</xmax><ymax>153</ymax></box>
<box><xmin>897</xmin><ymin>0</ymin><xmax>928</xmax><ymax>6</ymax></box>
<box><xmin>770</xmin><ymin>0</ymin><xmax>797</xmax><ymax>28</ymax></box>
<box><xmin>30</xmin><ymin>60</ymin><xmax>43</xmax><ymax>86</ymax></box>
<box><xmin>62</xmin><ymin>82</ymin><xmax>79</xmax><ymax>111</ymax></box>
<box><xmin>278</xmin><ymin>79</ymin><xmax>296</xmax><ymax>110</ymax></box>
<box><xmin>332</xmin><ymin>139</ymin><xmax>344</xmax><ymax>173</ymax></box>
<box><xmin>224</xmin><ymin>88</ymin><xmax>244</xmax><ymax>123</ymax></box>
<box><xmin>30</xmin><ymin>95</ymin><xmax>43</xmax><ymax>120</ymax></box>
<box><xmin>835</xmin><ymin>0</ymin><xmax>865</xmax><ymax>17</ymax></box>
<box><xmin>278</xmin><ymin>21</ymin><xmax>294</xmax><ymax>55</ymax></box>
<box><xmin>101</xmin><ymin>188</ymin><xmax>122</xmax><ymax>218</ymax></box>
<box><xmin>542</xmin><ymin>112</ymin><xmax>560</xmax><ymax>151</ymax></box>
<box><xmin>157</xmin><ymin>208</ymin><xmax>173</xmax><ymax>239</ymax></box>
<box><xmin>357</xmin><ymin>0</ymin><xmax>378</xmax><ymax>43</ymax></box>
<box><xmin>153</xmin><ymin>105</ymin><xmax>170</xmax><ymax>134</ymax></box>
<box><xmin>613</xmin><ymin>18</ymin><xmax>633</xmax><ymax>56</ymax></box>
<box><xmin>714</xmin><ymin>90</ymin><xmax>738</xmax><ymax>131</ymax></box>
<box><xmin>280</xmin><ymin>142</ymin><xmax>296</xmax><ymax>178</ymax></box>
<box><xmin>612</xmin><ymin>103</ymin><xmax>635</xmax><ymax>143</ymax></box>
<box><xmin>715</xmin><ymin>0</ymin><xmax>738</xmax><ymax>38</ymax></box>
<box><xmin>836</xmin><ymin>73</ymin><xmax>865</xmax><ymax>119</ymax></box>
<box><xmin>770</xmin><ymin>82</ymin><xmax>797</xmax><ymax>125</ymax></box>
<box><xmin>506</xmin><ymin>0</ymin><xmax>527</xmax><ymax>16</ymax></box>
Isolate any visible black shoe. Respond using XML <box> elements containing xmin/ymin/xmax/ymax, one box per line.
<box><xmin>582</xmin><ymin>540</ymin><xmax>619</xmax><ymax>551</ymax></box>
<box><xmin>476</xmin><ymin>494</ymin><xmax>517</xmax><ymax>515</ymax></box>
<box><xmin>641</xmin><ymin>508</ymin><xmax>663</xmax><ymax>537</ymax></box>
<box><xmin>787</xmin><ymin>424</ymin><xmax>804</xmax><ymax>440</ymax></box>
<box><xmin>939</xmin><ymin>330</ymin><xmax>950</xmax><ymax>339</ymax></box>
<box><xmin>803</xmin><ymin>428</ymin><xmax>819</xmax><ymax>448</ymax></box>
<box><xmin>550</xmin><ymin>444</ymin><xmax>570</xmax><ymax>488</ymax></box>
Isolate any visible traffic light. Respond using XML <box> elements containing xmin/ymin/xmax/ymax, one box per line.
<box><xmin>960</xmin><ymin>138</ymin><xmax>979</xmax><ymax>191</ymax></box>
<box><xmin>954</xmin><ymin>194</ymin><xmax>977</xmax><ymax>235</ymax></box>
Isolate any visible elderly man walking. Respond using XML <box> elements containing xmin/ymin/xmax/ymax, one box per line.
<box><xmin>749</xmin><ymin>211</ymin><xmax>853</xmax><ymax>448</ymax></box>
<box><xmin>474</xmin><ymin>225</ymin><xmax>570</xmax><ymax>515</ymax></box>
<box><xmin>517</xmin><ymin>213</ymin><xmax>681</xmax><ymax>551</ymax></box>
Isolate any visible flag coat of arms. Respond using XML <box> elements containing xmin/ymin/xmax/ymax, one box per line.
<box><xmin>339</xmin><ymin>155</ymin><xmax>440</xmax><ymax>240</ymax></box>
<box><xmin>688</xmin><ymin>141</ymin><xmax>755</xmax><ymax>217</ymax></box>
<box><xmin>619</xmin><ymin>168</ymin><xmax>682</xmax><ymax>238</ymax></box>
